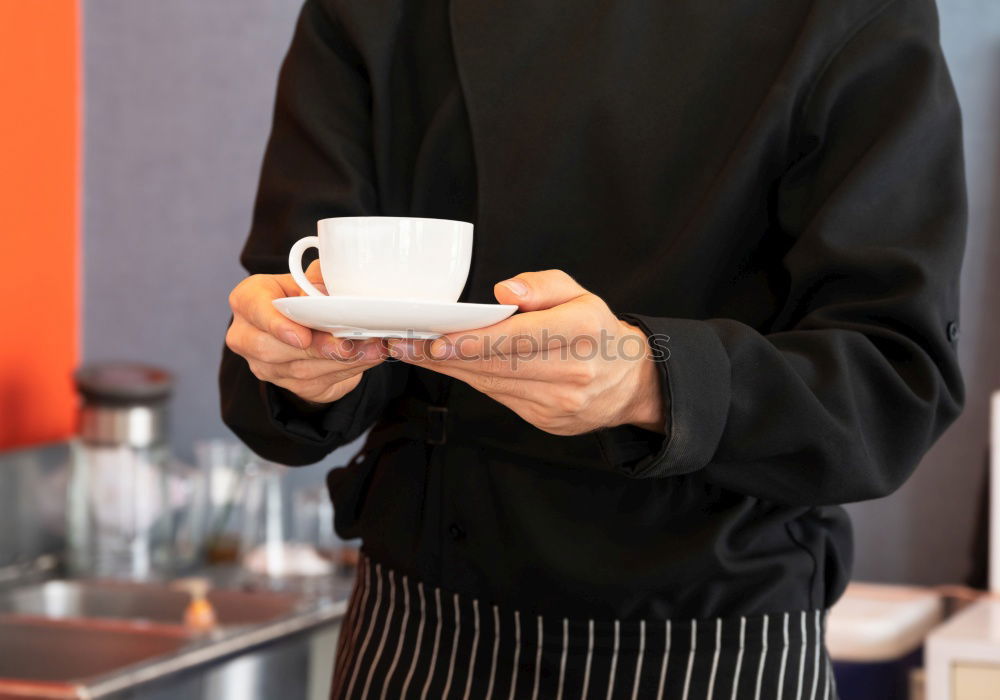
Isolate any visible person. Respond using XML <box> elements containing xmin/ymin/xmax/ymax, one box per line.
<box><xmin>219</xmin><ymin>0</ymin><xmax>966</xmax><ymax>696</ymax></box>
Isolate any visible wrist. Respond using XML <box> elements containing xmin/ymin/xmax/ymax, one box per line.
<box><xmin>619</xmin><ymin>322</ymin><xmax>666</xmax><ymax>433</ymax></box>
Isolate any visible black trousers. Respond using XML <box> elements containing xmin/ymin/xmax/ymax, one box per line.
<box><xmin>332</xmin><ymin>556</ymin><xmax>839</xmax><ymax>700</ymax></box>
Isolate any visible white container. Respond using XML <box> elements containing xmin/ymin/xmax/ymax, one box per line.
<box><xmin>828</xmin><ymin>583</ymin><xmax>944</xmax><ymax>662</ymax></box>
<box><xmin>827</xmin><ymin>583</ymin><xmax>944</xmax><ymax>700</ymax></box>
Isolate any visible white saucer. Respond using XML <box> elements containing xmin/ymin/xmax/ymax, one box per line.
<box><xmin>272</xmin><ymin>295</ymin><xmax>518</xmax><ymax>339</ymax></box>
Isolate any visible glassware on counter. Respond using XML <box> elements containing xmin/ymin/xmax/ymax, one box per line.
<box><xmin>238</xmin><ymin>460</ymin><xmax>287</xmax><ymax>576</ymax></box>
<box><xmin>291</xmin><ymin>487</ymin><xmax>335</xmax><ymax>558</ymax></box>
<box><xmin>185</xmin><ymin>440</ymin><xmax>255</xmax><ymax>566</ymax></box>
<box><xmin>177</xmin><ymin>441</ymin><xmax>340</xmax><ymax>579</ymax></box>
<box><xmin>237</xmin><ymin>462</ymin><xmax>333</xmax><ymax>578</ymax></box>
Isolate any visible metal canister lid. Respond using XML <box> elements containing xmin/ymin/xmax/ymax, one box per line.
<box><xmin>74</xmin><ymin>363</ymin><xmax>173</xmax><ymax>446</ymax></box>
<box><xmin>74</xmin><ymin>363</ymin><xmax>173</xmax><ymax>406</ymax></box>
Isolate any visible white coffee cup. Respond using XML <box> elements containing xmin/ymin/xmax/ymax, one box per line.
<box><xmin>288</xmin><ymin>216</ymin><xmax>473</xmax><ymax>302</ymax></box>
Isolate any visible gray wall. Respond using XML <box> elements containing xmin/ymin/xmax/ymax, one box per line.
<box><xmin>82</xmin><ymin>0</ymin><xmax>352</xmax><ymax>488</ymax></box>
<box><xmin>83</xmin><ymin>1</ymin><xmax>349</xmax><ymax>479</ymax></box>
<box><xmin>83</xmin><ymin>0</ymin><xmax>1000</xmax><ymax>584</ymax></box>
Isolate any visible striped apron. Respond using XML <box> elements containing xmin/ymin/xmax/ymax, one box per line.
<box><xmin>331</xmin><ymin>556</ymin><xmax>839</xmax><ymax>700</ymax></box>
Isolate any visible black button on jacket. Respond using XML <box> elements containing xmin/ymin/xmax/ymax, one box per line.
<box><xmin>220</xmin><ymin>0</ymin><xmax>965</xmax><ymax>620</ymax></box>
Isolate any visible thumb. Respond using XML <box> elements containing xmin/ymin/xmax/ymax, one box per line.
<box><xmin>494</xmin><ymin>269</ymin><xmax>590</xmax><ymax>311</ymax></box>
<box><xmin>305</xmin><ymin>259</ymin><xmax>328</xmax><ymax>295</ymax></box>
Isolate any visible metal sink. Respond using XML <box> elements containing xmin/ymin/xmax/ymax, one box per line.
<box><xmin>0</xmin><ymin>580</ymin><xmax>301</xmax><ymax>628</ymax></box>
<box><xmin>0</xmin><ymin>577</ymin><xmax>349</xmax><ymax>699</ymax></box>
<box><xmin>0</xmin><ymin>616</ymin><xmax>191</xmax><ymax>698</ymax></box>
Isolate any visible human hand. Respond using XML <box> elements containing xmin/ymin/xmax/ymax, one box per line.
<box><xmin>386</xmin><ymin>270</ymin><xmax>665</xmax><ymax>435</ymax></box>
<box><xmin>226</xmin><ymin>261</ymin><xmax>387</xmax><ymax>404</ymax></box>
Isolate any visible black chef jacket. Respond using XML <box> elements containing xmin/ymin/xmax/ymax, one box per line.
<box><xmin>220</xmin><ymin>0</ymin><xmax>966</xmax><ymax>621</ymax></box>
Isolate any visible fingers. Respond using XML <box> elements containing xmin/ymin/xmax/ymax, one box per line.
<box><xmin>229</xmin><ymin>273</ymin><xmax>314</xmax><ymax>349</ymax></box>
<box><xmin>227</xmin><ymin>268</ymin><xmax>393</xmax><ymax>405</ymax></box>
<box><xmin>226</xmin><ymin>317</ymin><xmax>296</xmax><ymax>363</ymax></box>
<box><xmin>226</xmin><ymin>277</ymin><xmax>389</xmax><ymax>364</ymax></box>
<box><xmin>246</xmin><ymin>360</ymin><xmax>370</xmax><ymax>404</ymax></box>
<box><xmin>493</xmin><ymin>269</ymin><xmax>590</xmax><ymax>311</ymax></box>
<box><xmin>432</xmin><ymin>294</ymin><xmax>610</xmax><ymax>359</ymax></box>
<box><xmin>388</xmin><ymin>339</ymin><xmax>592</xmax><ymax>381</ymax></box>
<box><xmin>228</xmin><ymin>315</ymin><xmax>385</xmax><ymax>365</ymax></box>
<box><xmin>305</xmin><ymin>260</ymin><xmax>328</xmax><ymax>294</ymax></box>
<box><xmin>423</xmin><ymin>270</ymin><xmax>608</xmax><ymax>359</ymax></box>
<box><xmin>249</xmin><ymin>355</ymin><xmax>382</xmax><ymax>383</ymax></box>
<box><xmin>305</xmin><ymin>333</ymin><xmax>385</xmax><ymax>362</ymax></box>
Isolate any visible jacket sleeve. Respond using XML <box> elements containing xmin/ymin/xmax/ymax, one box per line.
<box><xmin>219</xmin><ymin>0</ymin><xmax>407</xmax><ymax>466</ymax></box>
<box><xmin>607</xmin><ymin>0</ymin><xmax>966</xmax><ymax>505</ymax></box>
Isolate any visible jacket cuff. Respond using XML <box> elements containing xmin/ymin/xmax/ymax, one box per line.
<box><xmin>262</xmin><ymin>370</ymin><xmax>373</xmax><ymax>446</ymax></box>
<box><xmin>595</xmin><ymin>423</ymin><xmax>668</xmax><ymax>471</ymax></box>
<box><xmin>599</xmin><ymin>315</ymin><xmax>731</xmax><ymax>477</ymax></box>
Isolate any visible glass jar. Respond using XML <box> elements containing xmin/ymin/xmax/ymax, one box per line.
<box><xmin>67</xmin><ymin>363</ymin><xmax>174</xmax><ymax>579</ymax></box>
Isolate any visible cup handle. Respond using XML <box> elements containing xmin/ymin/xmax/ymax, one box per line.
<box><xmin>288</xmin><ymin>236</ymin><xmax>325</xmax><ymax>297</ymax></box>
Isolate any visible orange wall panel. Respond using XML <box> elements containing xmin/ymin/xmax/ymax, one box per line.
<box><xmin>0</xmin><ymin>1</ymin><xmax>80</xmax><ymax>449</ymax></box>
